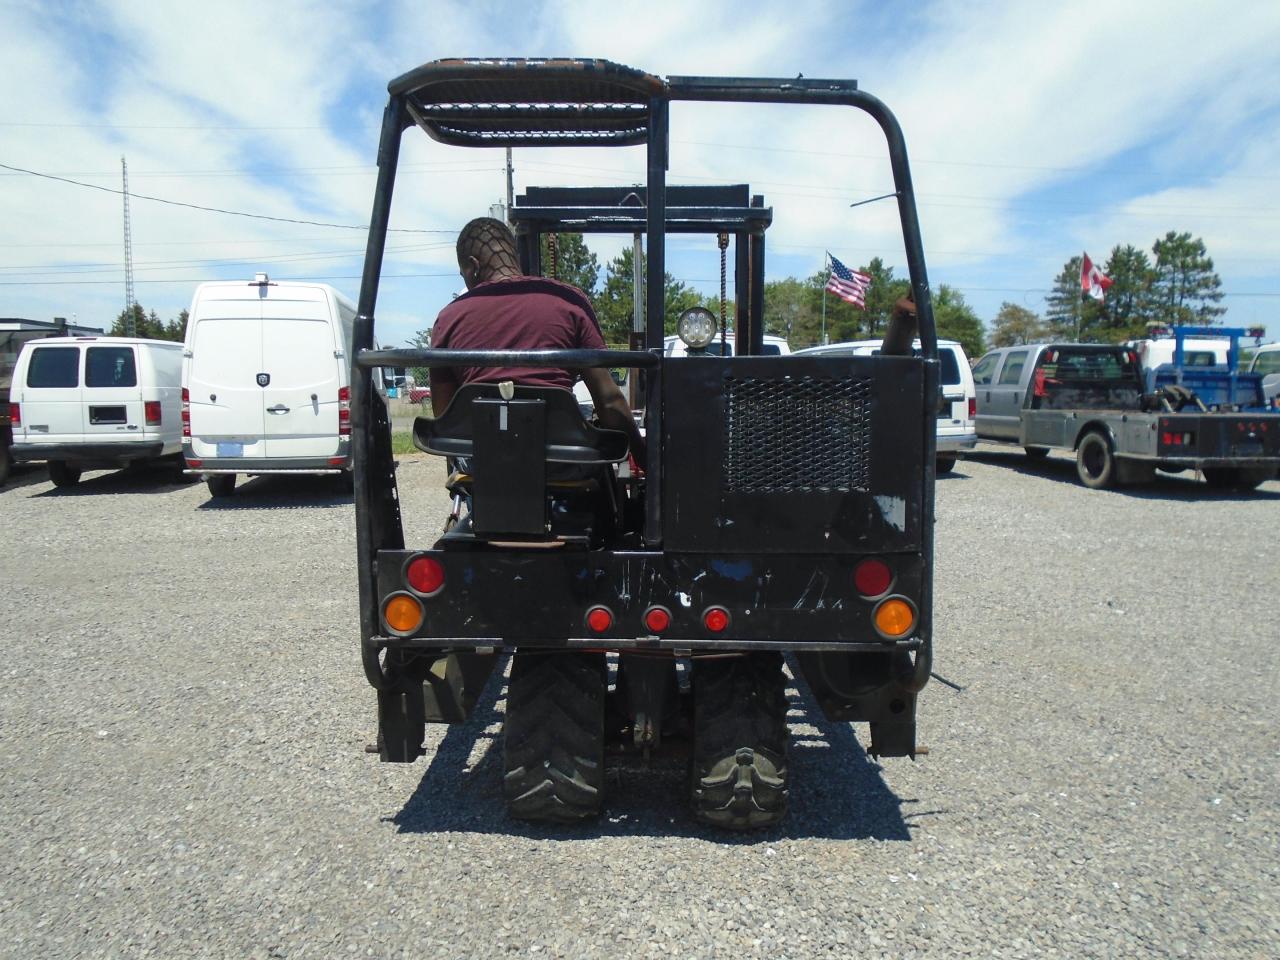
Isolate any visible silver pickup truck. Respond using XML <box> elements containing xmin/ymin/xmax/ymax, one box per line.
<box><xmin>973</xmin><ymin>342</ymin><xmax>1280</xmax><ymax>490</ymax></box>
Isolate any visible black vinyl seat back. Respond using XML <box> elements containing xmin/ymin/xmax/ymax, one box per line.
<box><xmin>413</xmin><ymin>383</ymin><xmax>628</xmax><ymax>464</ymax></box>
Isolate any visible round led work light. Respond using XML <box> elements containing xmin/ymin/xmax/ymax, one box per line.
<box><xmin>677</xmin><ymin>307</ymin><xmax>718</xmax><ymax>350</ymax></box>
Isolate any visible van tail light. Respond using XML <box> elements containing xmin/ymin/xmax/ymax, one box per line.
<box><xmin>338</xmin><ymin>386</ymin><xmax>351</xmax><ymax>436</ymax></box>
<box><xmin>967</xmin><ymin>397</ymin><xmax>976</xmax><ymax>419</ymax></box>
<box><xmin>144</xmin><ymin>400</ymin><xmax>162</xmax><ymax>426</ymax></box>
<box><xmin>181</xmin><ymin>388</ymin><xmax>191</xmax><ymax>438</ymax></box>
<box><xmin>8</xmin><ymin>403</ymin><xmax>19</xmax><ymax>428</ymax></box>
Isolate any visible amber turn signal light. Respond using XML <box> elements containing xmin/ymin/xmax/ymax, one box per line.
<box><xmin>383</xmin><ymin>594</ymin><xmax>424</xmax><ymax>635</ymax></box>
<box><xmin>873</xmin><ymin>597</ymin><xmax>916</xmax><ymax>639</ymax></box>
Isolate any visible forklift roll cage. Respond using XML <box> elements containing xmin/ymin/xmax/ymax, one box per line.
<box><xmin>352</xmin><ymin>58</ymin><xmax>938</xmax><ymax>698</ymax></box>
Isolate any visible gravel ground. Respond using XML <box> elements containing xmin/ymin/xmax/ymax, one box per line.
<box><xmin>1</xmin><ymin>446</ymin><xmax>1277</xmax><ymax>959</ymax></box>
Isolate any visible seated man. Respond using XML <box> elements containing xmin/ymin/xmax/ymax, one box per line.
<box><xmin>429</xmin><ymin>217</ymin><xmax>645</xmax><ymax>469</ymax></box>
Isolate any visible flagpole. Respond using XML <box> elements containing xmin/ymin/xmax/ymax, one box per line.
<box><xmin>821</xmin><ymin>252</ymin><xmax>830</xmax><ymax>346</ymax></box>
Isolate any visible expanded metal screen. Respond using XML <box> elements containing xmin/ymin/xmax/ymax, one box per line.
<box><xmin>723</xmin><ymin>376</ymin><xmax>873</xmax><ymax>493</ymax></box>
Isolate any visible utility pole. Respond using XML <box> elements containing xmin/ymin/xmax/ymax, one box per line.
<box><xmin>505</xmin><ymin>147</ymin><xmax>514</xmax><ymax>224</ymax></box>
<box><xmin>121</xmin><ymin>157</ymin><xmax>136</xmax><ymax>336</ymax></box>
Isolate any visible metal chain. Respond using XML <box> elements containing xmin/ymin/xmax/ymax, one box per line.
<box><xmin>548</xmin><ymin>233</ymin><xmax>558</xmax><ymax>279</ymax></box>
<box><xmin>718</xmin><ymin>233</ymin><xmax>729</xmax><ymax>350</ymax></box>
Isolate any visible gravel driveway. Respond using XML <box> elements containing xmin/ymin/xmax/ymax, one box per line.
<box><xmin>2</xmin><ymin>446</ymin><xmax>1277</xmax><ymax>958</ymax></box>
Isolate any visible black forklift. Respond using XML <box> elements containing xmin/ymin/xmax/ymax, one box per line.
<box><xmin>352</xmin><ymin>59</ymin><xmax>939</xmax><ymax>829</ymax></box>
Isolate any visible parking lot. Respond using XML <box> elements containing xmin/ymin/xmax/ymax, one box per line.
<box><xmin>2</xmin><ymin>447</ymin><xmax>1277</xmax><ymax>959</ymax></box>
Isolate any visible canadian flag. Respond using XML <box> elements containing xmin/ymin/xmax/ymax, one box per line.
<box><xmin>1081</xmin><ymin>252</ymin><xmax>1113</xmax><ymax>301</ymax></box>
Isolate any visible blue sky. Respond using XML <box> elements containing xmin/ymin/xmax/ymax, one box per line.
<box><xmin>3</xmin><ymin>0</ymin><xmax>1279</xmax><ymax>348</ymax></box>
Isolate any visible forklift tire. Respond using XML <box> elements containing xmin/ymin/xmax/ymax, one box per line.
<box><xmin>206</xmin><ymin>474</ymin><xmax>236</xmax><ymax>498</ymax></box>
<box><xmin>1203</xmin><ymin>467</ymin><xmax>1269</xmax><ymax>491</ymax></box>
<box><xmin>48</xmin><ymin>460</ymin><xmax>82</xmax><ymax>488</ymax></box>
<box><xmin>1075</xmin><ymin>431</ymin><xmax>1116</xmax><ymax>489</ymax></box>
<box><xmin>690</xmin><ymin>652</ymin><xmax>789</xmax><ymax>830</ymax></box>
<box><xmin>935</xmin><ymin>455</ymin><xmax>957</xmax><ymax>474</ymax></box>
<box><xmin>503</xmin><ymin>651</ymin><xmax>606</xmax><ymax>824</ymax></box>
<box><xmin>1024</xmin><ymin>446</ymin><xmax>1050</xmax><ymax>461</ymax></box>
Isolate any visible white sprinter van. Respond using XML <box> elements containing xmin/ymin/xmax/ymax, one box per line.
<box><xmin>9</xmin><ymin>336</ymin><xmax>184</xmax><ymax>487</ymax></box>
<box><xmin>182</xmin><ymin>275</ymin><xmax>356</xmax><ymax>497</ymax></box>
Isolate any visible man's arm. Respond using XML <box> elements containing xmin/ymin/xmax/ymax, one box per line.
<box><xmin>430</xmin><ymin>370</ymin><xmax>456</xmax><ymax>417</ymax></box>
<box><xmin>581</xmin><ymin>367</ymin><xmax>646</xmax><ymax>471</ymax></box>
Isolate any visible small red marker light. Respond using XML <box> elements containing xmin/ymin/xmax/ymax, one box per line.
<box><xmin>703</xmin><ymin>607</ymin><xmax>730</xmax><ymax>633</ymax></box>
<box><xmin>853</xmin><ymin>558</ymin><xmax>893</xmax><ymax>598</ymax></box>
<box><xmin>406</xmin><ymin>556</ymin><xmax>445</xmax><ymax>595</ymax></box>
<box><xmin>586</xmin><ymin>606</ymin><xmax>613</xmax><ymax>633</ymax></box>
<box><xmin>644</xmin><ymin>607</ymin><xmax>671</xmax><ymax>633</ymax></box>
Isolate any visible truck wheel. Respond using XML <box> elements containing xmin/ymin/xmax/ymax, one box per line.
<box><xmin>1075</xmin><ymin>432</ymin><xmax>1115</xmax><ymax>489</ymax></box>
<box><xmin>1024</xmin><ymin>446</ymin><xmax>1050</xmax><ymax>460</ymax></box>
<box><xmin>48</xmin><ymin>460</ymin><xmax>82</xmax><ymax>488</ymax></box>
<box><xmin>935</xmin><ymin>455</ymin><xmax>957</xmax><ymax>474</ymax></box>
<box><xmin>690</xmin><ymin>652</ymin><xmax>789</xmax><ymax>830</ymax></box>
<box><xmin>205</xmin><ymin>474</ymin><xmax>236</xmax><ymax>498</ymax></box>
<box><xmin>503</xmin><ymin>651</ymin><xmax>606</xmax><ymax>824</ymax></box>
<box><xmin>1204</xmin><ymin>467</ymin><xmax>1269</xmax><ymax>491</ymax></box>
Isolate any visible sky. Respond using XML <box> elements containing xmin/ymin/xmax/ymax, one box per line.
<box><xmin>3</xmin><ymin>0</ymin><xmax>1279</xmax><ymax>349</ymax></box>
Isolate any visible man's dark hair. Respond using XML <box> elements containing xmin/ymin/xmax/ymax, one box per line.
<box><xmin>457</xmin><ymin>217</ymin><xmax>521</xmax><ymax>281</ymax></box>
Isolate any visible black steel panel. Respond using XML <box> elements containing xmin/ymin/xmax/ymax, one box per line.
<box><xmin>375</xmin><ymin>549</ymin><xmax>924</xmax><ymax>646</ymax></box>
<box><xmin>471</xmin><ymin>398</ymin><xmax>546</xmax><ymax>535</ymax></box>
<box><xmin>661</xmin><ymin>356</ymin><xmax>925</xmax><ymax>553</ymax></box>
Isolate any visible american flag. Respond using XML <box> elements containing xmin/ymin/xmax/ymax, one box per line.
<box><xmin>825</xmin><ymin>253</ymin><xmax>871</xmax><ymax>308</ymax></box>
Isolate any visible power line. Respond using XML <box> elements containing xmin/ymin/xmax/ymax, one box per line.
<box><xmin>0</xmin><ymin>162</ymin><xmax>453</xmax><ymax>234</ymax></box>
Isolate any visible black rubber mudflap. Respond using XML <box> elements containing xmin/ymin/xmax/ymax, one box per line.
<box><xmin>690</xmin><ymin>653</ymin><xmax>789</xmax><ymax>830</ymax></box>
<box><xmin>503</xmin><ymin>651</ymin><xmax>606</xmax><ymax>824</ymax></box>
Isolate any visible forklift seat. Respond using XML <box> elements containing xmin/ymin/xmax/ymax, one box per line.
<box><xmin>413</xmin><ymin>382</ymin><xmax>628</xmax><ymax>464</ymax></box>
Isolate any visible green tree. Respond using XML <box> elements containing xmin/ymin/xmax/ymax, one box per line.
<box><xmin>1045</xmin><ymin>256</ymin><xmax>1103</xmax><ymax>341</ymax></box>
<box><xmin>1098</xmin><ymin>244</ymin><xmax>1156</xmax><ymax>341</ymax></box>
<box><xmin>764</xmin><ymin>277</ymin><xmax>820</xmax><ymax>346</ymax></box>
<box><xmin>1150</xmin><ymin>230</ymin><xmax>1225</xmax><ymax>326</ymax></box>
<box><xmin>932</xmin><ymin>284</ymin><xmax>985</xmax><ymax>358</ymax></box>
<box><xmin>539</xmin><ymin>232</ymin><xmax>600</xmax><ymax>296</ymax></box>
<box><xmin>990</xmin><ymin>302</ymin><xmax>1048</xmax><ymax>347</ymax></box>
<box><xmin>406</xmin><ymin>327</ymin><xmax>432</xmax><ymax>387</ymax></box>
<box><xmin>859</xmin><ymin>257</ymin><xmax>911</xmax><ymax>338</ymax></box>
<box><xmin>594</xmin><ymin>245</ymin><xmax>706</xmax><ymax>344</ymax></box>
<box><xmin>110</xmin><ymin>304</ymin><xmax>186</xmax><ymax>341</ymax></box>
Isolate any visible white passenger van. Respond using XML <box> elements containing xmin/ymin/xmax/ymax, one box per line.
<box><xmin>794</xmin><ymin>338</ymin><xmax>977</xmax><ymax>472</ymax></box>
<box><xmin>182</xmin><ymin>275</ymin><xmax>356</xmax><ymax>497</ymax></box>
<box><xmin>8</xmin><ymin>336</ymin><xmax>184</xmax><ymax>487</ymax></box>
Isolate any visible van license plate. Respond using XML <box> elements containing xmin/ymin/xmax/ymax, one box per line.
<box><xmin>216</xmin><ymin>442</ymin><xmax>244</xmax><ymax>457</ymax></box>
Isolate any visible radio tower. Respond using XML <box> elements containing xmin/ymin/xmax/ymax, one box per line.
<box><xmin>121</xmin><ymin>156</ymin><xmax>136</xmax><ymax>336</ymax></box>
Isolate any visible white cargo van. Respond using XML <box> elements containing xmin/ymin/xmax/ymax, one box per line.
<box><xmin>8</xmin><ymin>336</ymin><xmax>184</xmax><ymax>487</ymax></box>
<box><xmin>182</xmin><ymin>275</ymin><xmax>356</xmax><ymax>497</ymax></box>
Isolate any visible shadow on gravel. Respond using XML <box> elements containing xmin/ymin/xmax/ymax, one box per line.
<box><xmin>195</xmin><ymin>474</ymin><xmax>352</xmax><ymax>510</ymax></box>
<box><xmin>967</xmin><ymin>448</ymin><xmax>1280</xmax><ymax>502</ymax></box>
<box><xmin>392</xmin><ymin>656</ymin><xmax>916</xmax><ymax>842</ymax></box>
<box><xmin>1</xmin><ymin>462</ymin><xmax>50</xmax><ymax>491</ymax></box>
<box><xmin>29</xmin><ymin>465</ymin><xmax>192</xmax><ymax>497</ymax></box>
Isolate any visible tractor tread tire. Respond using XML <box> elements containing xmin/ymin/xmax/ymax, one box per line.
<box><xmin>690</xmin><ymin>653</ymin><xmax>789</xmax><ymax>830</ymax></box>
<box><xmin>503</xmin><ymin>652</ymin><xmax>605</xmax><ymax>824</ymax></box>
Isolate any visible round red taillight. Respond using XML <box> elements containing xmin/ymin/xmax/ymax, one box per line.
<box><xmin>406</xmin><ymin>556</ymin><xmax>445</xmax><ymax>596</ymax></box>
<box><xmin>586</xmin><ymin>606</ymin><xmax>613</xmax><ymax>633</ymax></box>
<box><xmin>703</xmin><ymin>607</ymin><xmax>730</xmax><ymax>633</ymax></box>
<box><xmin>853</xmin><ymin>558</ymin><xmax>893</xmax><ymax>598</ymax></box>
<box><xmin>644</xmin><ymin>607</ymin><xmax>671</xmax><ymax>633</ymax></box>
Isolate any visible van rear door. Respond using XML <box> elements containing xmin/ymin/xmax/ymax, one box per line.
<box><xmin>259</xmin><ymin>289</ymin><xmax>342</xmax><ymax>460</ymax></box>
<box><xmin>188</xmin><ymin>301</ymin><xmax>267</xmax><ymax>459</ymax></box>
<box><xmin>82</xmin><ymin>344</ymin><xmax>144</xmax><ymax>442</ymax></box>
<box><xmin>18</xmin><ymin>344</ymin><xmax>84</xmax><ymax>442</ymax></box>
